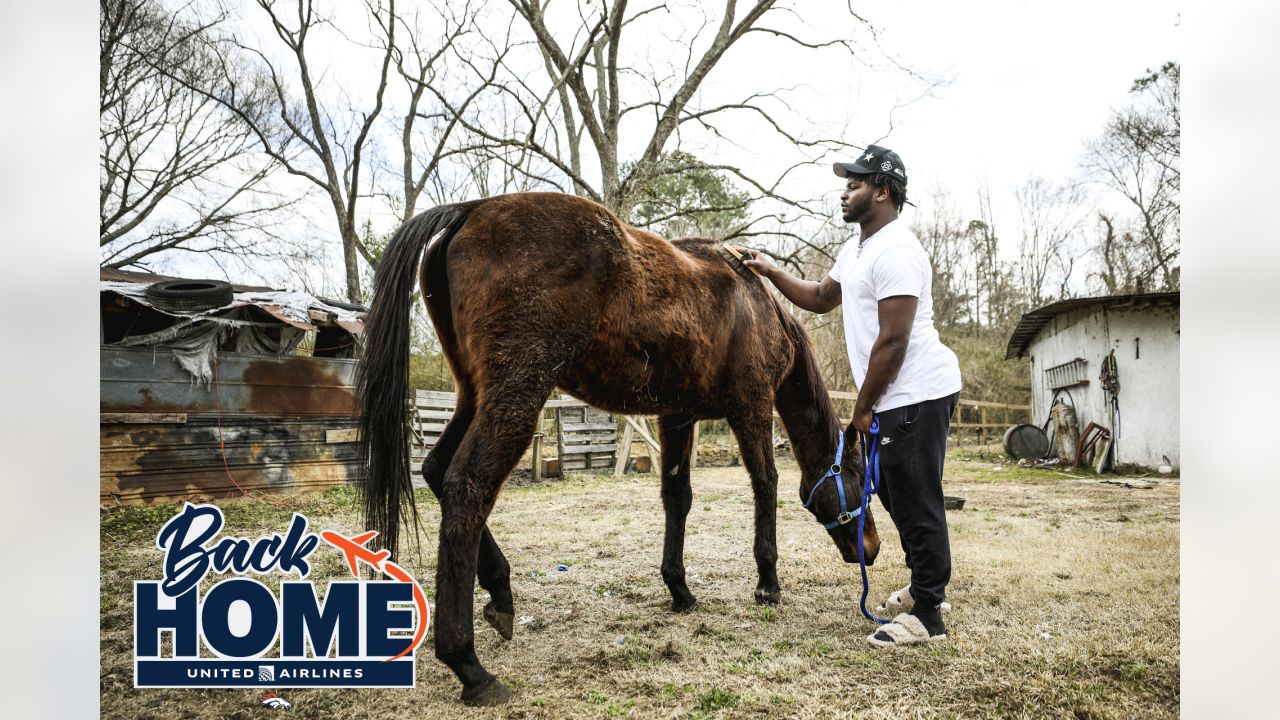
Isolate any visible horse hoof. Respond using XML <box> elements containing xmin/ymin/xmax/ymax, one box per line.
<box><xmin>461</xmin><ymin>676</ymin><xmax>512</xmax><ymax>707</ymax></box>
<box><xmin>483</xmin><ymin>600</ymin><xmax>514</xmax><ymax>641</ymax></box>
<box><xmin>754</xmin><ymin>588</ymin><xmax>781</xmax><ymax>605</ymax></box>
<box><xmin>671</xmin><ymin>596</ymin><xmax>698</xmax><ymax>613</ymax></box>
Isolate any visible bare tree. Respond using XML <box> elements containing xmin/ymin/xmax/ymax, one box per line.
<box><xmin>958</xmin><ymin>183</ymin><xmax>1021</xmax><ymax>335</ymax></box>
<box><xmin>1086</xmin><ymin>211</ymin><xmax>1147</xmax><ymax>294</ymax></box>
<box><xmin>1013</xmin><ymin>176</ymin><xmax>1085</xmax><ymax>306</ymax></box>
<box><xmin>390</xmin><ymin>0</ymin><xmax>517</xmax><ymax>221</ymax></box>
<box><xmin>100</xmin><ymin>0</ymin><xmax>294</xmax><ymax>269</ymax></box>
<box><xmin>1082</xmin><ymin>61</ymin><xmax>1179</xmax><ymax>290</ymax></box>
<box><xmin>173</xmin><ymin>0</ymin><xmax>418</xmax><ymax>302</ymax></box>
<box><xmin>911</xmin><ymin>186</ymin><xmax>974</xmax><ymax>330</ymax></box>
<box><xmin>427</xmin><ymin>1</ymin><xmax>890</xmax><ymax>248</ymax></box>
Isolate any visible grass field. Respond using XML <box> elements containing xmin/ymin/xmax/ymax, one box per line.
<box><xmin>100</xmin><ymin>447</ymin><xmax>1179</xmax><ymax>719</ymax></box>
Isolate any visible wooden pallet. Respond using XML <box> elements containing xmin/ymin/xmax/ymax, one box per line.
<box><xmin>555</xmin><ymin>397</ymin><xmax>618</xmax><ymax>472</ymax></box>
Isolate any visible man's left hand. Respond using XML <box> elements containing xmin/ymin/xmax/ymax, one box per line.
<box><xmin>852</xmin><ymin>405</ymin><xmax>873</xmax><ymax>433</ymax></box>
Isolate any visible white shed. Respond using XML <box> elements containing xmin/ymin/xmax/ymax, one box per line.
<box><xmin>1005</xmin><ymin>292</ymin><xmax>1179</xmax><ymax>470</ymax></box>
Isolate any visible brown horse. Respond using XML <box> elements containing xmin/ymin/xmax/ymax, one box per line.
<box><xmin>357</xmin><ymin>192</ymin><xmax>880</xmax><ymax>705</ymax></box>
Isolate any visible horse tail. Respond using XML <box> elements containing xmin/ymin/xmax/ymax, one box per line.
<box><xmin>357</xmin><ymin>201</ymin><xmax>476</xmax><ymax>558</ymax></box>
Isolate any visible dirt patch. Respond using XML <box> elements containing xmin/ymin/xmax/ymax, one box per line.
<box><xmin>100</xmin><ymin>453</ymin><xmax>1179</xmax><ymax>719</ymax></box>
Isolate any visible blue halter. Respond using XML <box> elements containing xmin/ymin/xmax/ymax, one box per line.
<box><xmin>801</xmin><ymin>430</ymin><xmax>860</xmax><ymax>529</ymax></box>
<box><xmin>802</xmin><ymin>416</ymin><xmax>890</xmax><ymax>625</ymax></box>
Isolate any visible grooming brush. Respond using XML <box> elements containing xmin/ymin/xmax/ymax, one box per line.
<box><xmin>718</xmin><ymin>244</ymin><xmax>762</xmax><ymax>280</ymax></box>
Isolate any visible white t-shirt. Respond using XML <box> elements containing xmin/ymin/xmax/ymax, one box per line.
<box><xmin>828</xmin><ymin>218</ymin><xmax>962</xmax><ymax>412</ymax></box>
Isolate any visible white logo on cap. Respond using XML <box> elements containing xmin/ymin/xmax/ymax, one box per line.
<box><xmin>881</xmin><ymin>160</ymin><xmax>893</xmax><ymax>172</ymax></box>
<box><xmin>863</xmin><ymin>152</ymin><xmax>875</xmax><ymax>162</ymax></box>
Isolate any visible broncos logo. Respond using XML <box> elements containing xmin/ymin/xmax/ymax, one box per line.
<box><xmin>260</xmin><ymin>693</ymin><xmax>291</xmax><ymax>709</ymax></box>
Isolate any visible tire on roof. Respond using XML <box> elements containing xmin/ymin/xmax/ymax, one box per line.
<box><xmin>145</xmin><ymin>280</ymin><xmax>235</xmax><ymax>314</ymax></box>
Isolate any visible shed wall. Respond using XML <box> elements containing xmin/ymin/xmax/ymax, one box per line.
<box><xmin>1027</xmin><ymin>304</ymin><xmax>1179</xmax><ymax>469</ymax></box>
<box><xmin>100</xmin><ymin>347</ymin><xmax>363</xmax><ymax>504</ymax></box>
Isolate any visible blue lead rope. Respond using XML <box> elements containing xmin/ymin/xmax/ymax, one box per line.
<box><xmin>858</xmin><ymin>416</ymin><xmax>890</xmax><ymax>625</ymax></box>
<box><xmin>802</xmin><ymin>416</ymin><xmax>890</xmax><ymax>625</ymax></box>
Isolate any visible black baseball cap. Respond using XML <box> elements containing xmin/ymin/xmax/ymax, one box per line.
<box><xmin>833</xmin><ymin>144</ymin><xmax>907</xmax><ymax>185</ymax></box>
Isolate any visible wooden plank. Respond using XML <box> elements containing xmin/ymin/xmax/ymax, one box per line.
<box><xmin>325</xmin><ymin>428</ymin><xmax>358</xmax><ymax>443</ymax></box>
<box><xmin>623</xmin><ymin>416</ymin><xmax>661</xmax><ymax>455</ymax></box>
<box><xmin>101</xmin><ymin>413</ymin><xmax>187</xmax><ymax>424</ymax></box>
<box><xmin>560</xmin><ymin>443</ymin><xmax>618</xmax><ymax>454</ymax></box>
<box><xmin>561</xmin><ymin>422</ymin><xmax>618</xmax><ymax>433</ymax></box>
<box><xmin>614</xmin><ymin>423</ymin><xmax>634</xmax><ymax>476</ymax></box>
<box><xmin>690</xmin><ymin>421</ymin><xmax>700</xmax><ymax>469</ymax></box>
<box><xmin>531</xmin><ymin>433</ymin><xmax>544</xmax><ymax>483</ymax></box>
<box><xmin>565</xmin><ymin>456</ymin><xmax>613</xmax><ymax>469</ymax></box>
<box><xmin>102</xmin><ymin>472</ymin><xmax>354</xmax><ymax>505</ymax></box>
<box><xmin>959</xmin><ymin>399</ymin><xmax>1032</xmax><ymax>410</ymax></box>
<box><xmin>100</xmin><ymin>438</ymin><xmax>362</xmax><ymax>476</ymax></box>
<box><xmin>545</xmin><ymin>398</ymin><xmax>589</xmax><ymax>409</ymax></box>
<box><xmin>414</xmin><ymin>409</ymin><xmax>455</xmax><ymax>420</ymax></box>
<box><xmin>100</xmin><ymin>418</ymin><xmax>360</xmax><ymax>456</ymax></box>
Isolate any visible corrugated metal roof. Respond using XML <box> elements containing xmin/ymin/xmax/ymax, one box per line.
<box><xmin>1004</xmin><ymin>291</ymin><xmax>1179</xmax><ymax>360</ymax></box>
<box><xmin>100</xmin><ymin>268</ymin><xmax>366</xmax><ymax>315</ymax></box>
<box><xmin>100</xmin><ymin>268</ymin><xmax>366</xmax><ymax>332</ymax></box>
<box><xmin>100</xmin><ymin>267</ymin><xmax>276</xmax><ymax>293</ymax></box>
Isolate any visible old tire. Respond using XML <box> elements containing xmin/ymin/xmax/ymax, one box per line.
<box><xmin>145</xmin><ymin>280</ymin><xmax>234</xmax><ymax>314</ymax></box>
<box><xmin>1003</xmin><ymin>423</ymin><xmax>1050</xmax><ymax>460</ymax></box>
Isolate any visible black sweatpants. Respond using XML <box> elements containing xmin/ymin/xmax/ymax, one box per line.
<box><xmin>866</xmin><ymin>392</ymin><xmax>959</xmax><ymax>613</ymax></box>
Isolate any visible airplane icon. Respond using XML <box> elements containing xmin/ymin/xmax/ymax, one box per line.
<box><xmin>320</xmin><ymin>529</ymin><xmax>391</xmax><ymax>577</ymax></box>
<box><xmin>318</xmin><ymin>527</ymin><xmax>430</xmax><ymax>663</ymax></box>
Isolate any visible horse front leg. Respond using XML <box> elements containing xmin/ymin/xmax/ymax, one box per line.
<box><xmin>658</xmin><ymin>415</ymin><xmax>698</xmax><ymax>612</ymax></box>
<box><xmin>729</xmin><ymin>413</ymin><xmax>781</xmax><ymax>604</ymax></box>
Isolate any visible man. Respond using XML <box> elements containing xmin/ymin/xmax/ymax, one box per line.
<box><xmin>738</xmin><ymin>145</ymin><xmax>962</xmax><ymax>647</ymax></box>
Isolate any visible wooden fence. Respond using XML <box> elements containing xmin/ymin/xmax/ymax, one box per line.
<box><xmin>407</xmin><ymin>389</ymin><xmax>1030</xmax><ymax>481</ymax></box>
<box><xmin>827</xmin><ymin>391</ymin><xmax>1031</xmax><ymax>446</ymax></box>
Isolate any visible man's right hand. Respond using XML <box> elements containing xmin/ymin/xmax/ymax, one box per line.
<box><xmin>733</xmin><ymin>246</ymin><xmax>776</xmax><ymax>279</ymax></box>
<box><xmin>732</xmin><ymin>246</ymin><xmax>841</xmax><ymax>314</ymax></box>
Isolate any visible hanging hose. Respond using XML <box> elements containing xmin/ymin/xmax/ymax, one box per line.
<box><xmin>1100</xmin><ymin>349</ymin><xmax>1121</xmax><ymax>456</ymax></box>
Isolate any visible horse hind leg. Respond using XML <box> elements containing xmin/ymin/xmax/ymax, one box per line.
<box><xmin>433</xmin><ymin>372</ymin><xmax>558</xmax><ymax>707</ymax></box>
<box><xmin>728</xmin><ymin>413</ymin><xmax>782</xmax><ymax>604</ymax></box>
<box><xmin>419</xmin><ymin>389</ymin><xmax>515</xmax><ymax>641</ymax></box>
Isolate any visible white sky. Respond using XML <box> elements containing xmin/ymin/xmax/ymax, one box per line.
<box><xmin>830</xmin><ymin>0</ymin><xmax>1180</xmax><ymax>244</ymax></box>
<box><xmin>692</xmin><ymin>0</ymin><xmax>1181</xmax><ymax>256</ymax></box>
<box><xmin>154</xmin><ymin>0</ymin><xmax>1180</xmax><ymax>284</ymax></box>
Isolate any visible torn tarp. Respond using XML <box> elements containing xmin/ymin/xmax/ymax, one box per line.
<box><xmin>101</xmin><ymin>278</ymin><xmax>364</xmax><ymax>383</ymax></box>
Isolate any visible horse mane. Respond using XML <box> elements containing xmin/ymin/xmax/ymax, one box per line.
<box><xmin>772</xmin><ymin>306</ymin><xmax>844</xmax><ymax>475</ymax></box>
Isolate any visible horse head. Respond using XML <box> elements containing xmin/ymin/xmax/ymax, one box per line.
<box><xmin>797</xmin><ymin>427</ymin><xmax>881</xmax><ymax>565</ymax></box>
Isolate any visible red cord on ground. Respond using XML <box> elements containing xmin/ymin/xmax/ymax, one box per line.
<box><xmin>212</xmin><ymin>356</ymin><xmax>305</xmax><ymax>509</ymax></box>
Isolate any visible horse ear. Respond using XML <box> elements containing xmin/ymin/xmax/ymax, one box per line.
<box><xmin>842</xmin><ymin>422</ymin><xmax>861</xmax><ymax>455</ymax></box>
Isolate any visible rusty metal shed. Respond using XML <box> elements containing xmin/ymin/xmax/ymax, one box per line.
<box><xmin>100</xmin><ymin>269</ymin><xmax>367</xmax><ymax>505</ymax></box>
